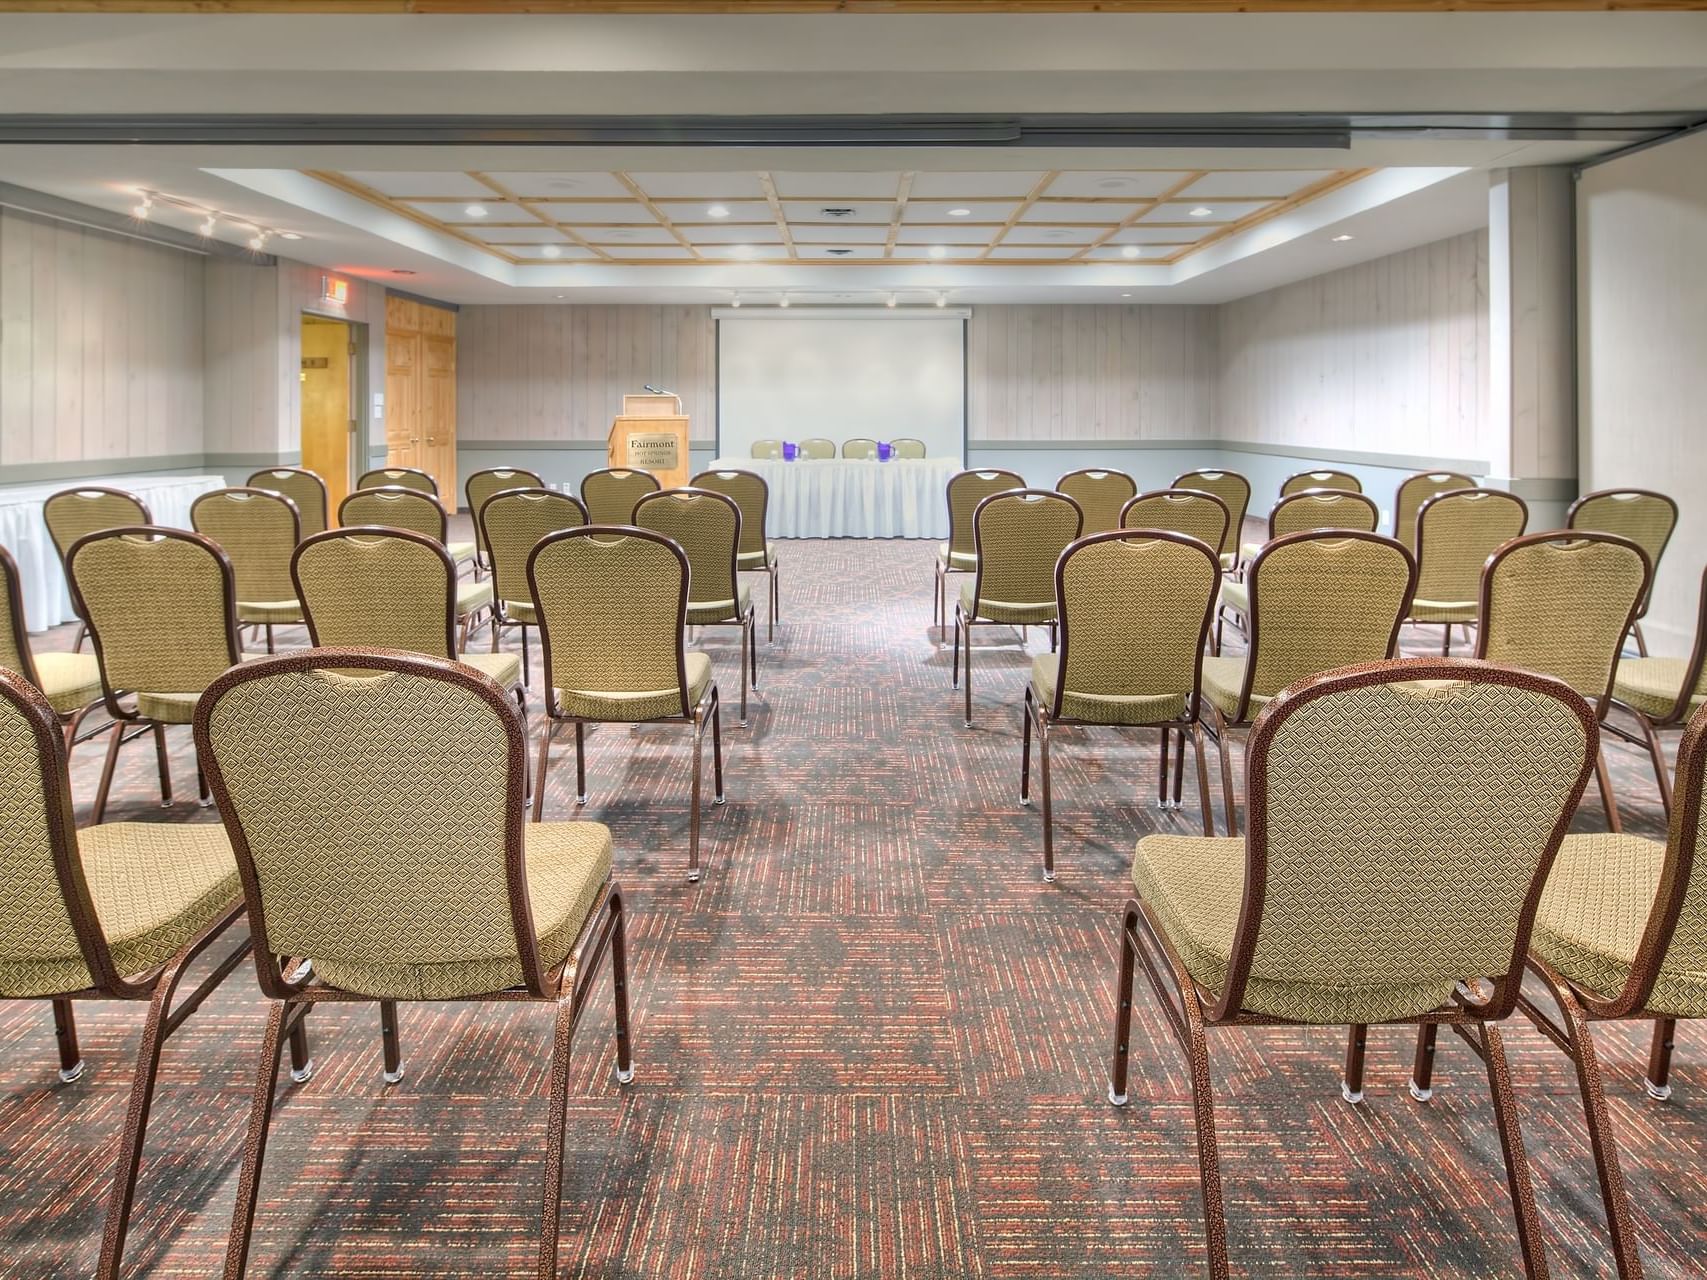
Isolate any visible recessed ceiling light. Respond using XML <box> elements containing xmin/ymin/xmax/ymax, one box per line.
<box><xmin>131</xmin><ymin>192</ymin><xmax>153</xmax><ymax>220</ymax></box>
<box><xmin>466</xmin><ymin>204</ymin><xmax>491</xmax><ymax>218</ymax></box>
<box><xmin>935</xmin><ymin>294</ymin><xmax>948</xmax><ymax>308</ymax></box>
<box><xmin>280</xmin><ymin>231</ymin><xmax>302</xmax><ymax>240</ymax></box>
<box><xmin>1121</xmin><ymin>245</ymin><xmax>1142</xmax><ymax>259</ymax></box>
<box><xmin>1331</xmin><ymin>233</ymin><xmax>1355</xmax><ymax>242</ymax></box>
<box><xmin>555</xmin><ymin>293</ymin><xmax>566</xmax><ymax>299</ymax></box>
<box><xmin>886</xmin><ymin>294</ymin><xmax>897</xmax><ymax>308</ymax></box>
<box><xmin>731</xmin><ymin>297</ymin><xmax>742</xmax><ymax>308</ymax></box>
<box><xmin>707</xmin><ymin>204</ymin><xmax>730</xmax><ymax>218</ymax></box>
<box><xmin>733</xmin><ymin>244</ymin><xmax>754</xmax><ymax>258</ymax></box>
<box><xmin>947</xmin><ymin>207</ymin><xmax>972</xmax><ymax>217</ymax></box>
<box><xmin>542</xmin><ymin>245</ymin><xmax>562</xmax><ymax>258</ymax></box>
<box><xmin>1188</xmin><ymin>206</ymin><xmax>1213</xmax><ymax>218</ymax></box>
<box><xmin>779</xmin><ymin>296</ymin><xmax>790</xmax><ymax>309</ymax></box>
<box><xmin>928</xmin><ymin>245</ymin><xmax>948</xmax><ymax>259</ymax></box>
<box><xmin>1121</xmin><ymin>292</ymin><xmax>1132</xmax><ymax>298</ymax></box>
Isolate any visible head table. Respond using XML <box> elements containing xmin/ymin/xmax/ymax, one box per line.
<box><xmin>704</xmin><ymin>455</ymin><xmax>960</xmax><ymax>540</ymax></box>
<box><xmin>0</xmin><ymin>473</ymin><xmax>229</xmax><ymax>632</ymax></box>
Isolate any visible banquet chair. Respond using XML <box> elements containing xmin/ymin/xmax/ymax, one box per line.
<box><xmin>191</xmin><ymin>487</ymin><xmax>304</xmax><ymax>653</ymax></box>
<box><xmin>1056</xmin><ymin>468</ymin><xmax>1138</xmax><ymax>535</ymax></box>
<box><xmin>528</xmin><ymin>527</ymin><xmax>725</xmax><ymax>879</ymax></box>
<box><xmin>0</xmin><ymin>668</ymin><xmax>267</xmax><ymax>1280</ymax></box>
<box><xmin>42</xmin><ymin>486</ymin><xmax>152</xmax><ymax>653</ymax></box>
<box><xmin>1120</xmin><ymin>488</ymin><xmax>1231</xmax><ymax>555</ymax></box>
<box><xmin>842</xmin><ymin>438</ymin><xmax>879</xmax><ymax>460</ymax></box>
<box><xmin>634</xmin><ymin>488</ymin><xmax>757</xmax><ymax>724</ymax></box>
<box><xmin>1568</xmin><ymin>489</ymin><xmax>1678</xmax><ymax>656</ymax></box>
<box><xmin>1606</xmin><ymin>564</ymin><xmax>1707</xmax><ymax>817</ymax></box>
<box><xmin>1172</xmin><ymin>470</ymin><xmax>1250</xmax><ymax>571</ymax></box>
<box><xmin>478</xmin><ymin>488</ymin><xmax>588</xmax><ymax>685</ymax></box>
<box><xmin>464</xmin><ymin>466</ymin><xmax>544</xmax><ymax>571</ymax></box>
<box><xmin>1</xmin><ymin>544</ymin><xmax>104</xmax><ymax>761</ymax></box>
<box><xmin>750</xmin><ymin>439</ymin><xmax>783</xmax><ymax>460</ymax></box>
<box><xmin>935</xmin><ymin>468</ymin><xmax>1024</xmax><ymax>641</ymax></box>
<box><xmin>580</xmin><ymin>467</ymin><xmax>660</xmax><ymax>526</ymax></box>
<box><xmin>1199</xmin><ymin>530</ymin><xmax>1416</xmax><ymax>834</ymax></box>
<box><xmin>693</xmin><ymin>468</ymin><xmax>780</xmax><ymax>641</ymax></box>
<box><xmin>1280</xmin><ymin>467</ymin><xmax>1362</xmax><ymax>497</ymax></box>
<box><xmin>246</xmin><ymin>467</ymin><xmax>329</xmax><ymax>538</ymax></box>
<box><xmin>356</xmin><ymin>465</ymin><xmax>437</xmax><ymax>496</ymax></box>
<box><xmin>1499</xmin><ymin>699</ymin><xmax>1707</xmax><ymax>1278</ymax></box>
<box><xmin>195</xmin><ymin>649</ymin><xmax>634</xmax><ymax>1278</ymax></box>
<box><xmin>798</xmin><ymin>438</ymin><xmax>836</xmax><ymax>460</ymax></box>
<box><xmin>1394</xmin><ymin>470</ymin><xmax>1476</xmax><ymax>556</ymax></box>
<box><xmin>1109</xmin><ymin>658</ymin><xmax>1598</xmax><ymax>1280</ymax></box>
<box><xmin>953</xmin><ymin>489</ymin><xmax>1083</xmax><ymax>728</ymax></box>
<box><xmin>65</xmin><ymin>527</ymin><xmax>249</xmax><ymax>823</ymax></box>
<box><xmin>1221</xmin><ymin>490</ymin><xmax>1381</xmax><ymax>645</ymax></box>
<box><xmin>1475</xmin><ymin>531</ymin><xmax>1651</xmax><ymax>832</ymax></box>
<box><xmin>1408</xmin><ymin>488</ymin><xmax>1528</xmax><ymax>654</ymax></box>
<box><xmin>1022</xmin><ymin>531</ymin><xmax>1221</xmax><ymax>879</ymax></box>
<box><xmin>891</xmin><ymin>438</ymin><xmax>926</xmax><ymax>459</ymax></box>
<box><xmin>291</xmin><ymin>527</ymin><xmax>524</xmax><ymax>710</ymax></box>
<box><xmin>338</xmin><ymin>485</ymin><xmax>481</xmax><ymax>579</ymax></box>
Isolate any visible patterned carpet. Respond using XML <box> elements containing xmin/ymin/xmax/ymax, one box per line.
<box><xmin>2</xmin><ymin>536</ymin><xmax>1703</xmax><ymax>1278</ymax></box>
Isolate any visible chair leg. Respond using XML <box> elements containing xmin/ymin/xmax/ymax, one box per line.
<box><xmin>532</xmin><ymin>721</ymin><xmax>555</xmax><ymax>823</ymax></box>
<box><xmin>689</xmin><ymin>712</ymin><xmax>705</xmax><ymax>883</ymax></box>
<box><xmin>1594</xmin><ymin>743</ymin><xmax>1624</xmax><ymax>833</ymax></box>
<box><xmin>933</xmin><ymin>563</ymin><xmax>943</xmax><ymax>638</ymax></box>
<box><xmin>1039</xmin><ymin>715</ymin><xmax>1055</xmax><ymax>882</ymax></box>
<box><xmin>1441</xmin><ymin>622</ymin><xmax>1452</xmax><ymax>656</ymax></box>
<box><xmin>963</xmin><ymin>614</ymin><xmax>974</xmax><ymax>729</ymax></box>
<box><xmin>153</xmin><ymin>722</ymin><xmax>173</xmax><ymax>807</ymax></box>
<box><xmin>265</xmin><ymin>623</ymin><xmax>276</xmax><ymax>655</ymax></box>
<box><xmin>1410</xmin><ymin>1024</ymin><xmax>1440</xmax><ymax>1101</ymax></box>
<box><xmin>380</xmin><ymin>1001</ymin><xmax>404</xmax><ymax>1084</ymax></box>
<box><xmin>62</xmin><ymin>704</ymin><xmax>93</xmax><ymax>770</ymax></box>
<box><xmin>1191</xmin><ymin>721</ymin><xmax>1215</xmax><ymax>837</ymax></box>
<box><xmin>574</xmin><ymin>722</ymin><xmax>587</xmax><ymax>806</ymax></box>
<box><xmin>738</xmin><ymin>619</ymin><xmax>750</xmax><ymax>727</ymax></box>
<box><xmin>1158</xmin><ymin>725</ymin><xmax>1170</xmax><ymax>808</ymax></box>
<box><xmin>522</xmin><ymin>625</ymin><xmax>531</xmax><ymax>686</ymax></box>
<box><xmin>287</xmin><ymin>1016</ymin><xmax>313</xmax><ymax>1084</ymax></box>
<box><xmin>1211</xmin><ymin>709</ymin><xmax>1238</xmax><ymax>837</ymax></box>
<box><xmin>1479</xmin><ymin>1022</ymin><xmax>1552</xmax><ymax>1279</ymax></box>
<box><xmin>92</xmin><ymin>721</ymin><xmax>125</xmax><ymax>825</ymax></box>
<box><xmin>1109</xmin><ymin>903</ymin><xmax>1140</xmax><ymax>1107</ymax></box>
<box><xmin>1631</xmin><ymin>712</ymin><xmax>1675</xmax><ymax>817</ymax></box>
<box><xmin>1646</xmin><ymin>1018</ymin><xmax>1677</xmax><ymax>1100</ymax></box>
<box><xmin>1184</xmin><ymin>1000</ymin><xmax>1231</xmax><ymax>1279</ymax></box>
<box><xmin>1019</xmin><ymin>690</ymin><xmax>1033</xmax><ymax>809</ymax></box>
<box><xmin>748</xmin><ymin>612</ymin><xmax>759</xmax><ymax>690</ymax></box>
<box><xmin>74</xmin><ymin>621</ymin><xmax>88</xmax><ymax>654</ymax></box>
<box><xmin>711</xmin><ymin>691</ymin><xmax>726</xmax><ymax>806</ymax></box>
<box><xmin>52</xmin><ymin>999</ymin><xmax>83</xmax><ymax>1083</ymax></box>
<box><xmin>536</xmin><ymin>994</ymin><xmax>577</xmax><ymax>1280</ymax></box>
<box><xmin>609</xmin><ymin>890</ymin><xmax>635</xmax><ymax>1085</ymax></box>
<box><xmin>1342</xmin><ymin>1025</ymin><xmax>1369</xmax><ymax>1104</ymax></box>
<box><xmin>222</xmin><ymin>1002</ymin><xmax>294</xmax><ymax>1280</ymax></box>
<box><xmin>950</xmin><ymin>610</ymin><xmax>961</xmax><ymax>687</ymax></box>
<box><xmin>1633</xmin><ymin>622</ymin><xmax>1648</xmax><ymax>658</ymax></box>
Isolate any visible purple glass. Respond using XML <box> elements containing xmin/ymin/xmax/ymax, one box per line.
<box><xmin>877</xmin><ymin>442</ymin><xmax>894</xmax><ymax>462</ymax></box>
<box><xmin>782</xmin><ymin>441</ymin><xmax>799</xmax><ymax>461</ymax></box>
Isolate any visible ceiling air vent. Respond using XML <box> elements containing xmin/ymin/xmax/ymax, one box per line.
<box><xmin>825</xmin><ymin>248</ymin><xmax>854</xmax><ymax>256</ymax></box>
<box><xmin>819</xmin><ymin>207</ymin><xmax>856</xmax><ymax>218</ymax></box>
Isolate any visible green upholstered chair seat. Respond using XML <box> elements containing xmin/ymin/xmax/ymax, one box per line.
<box><xmin>458</xmin><ymin>651</ymin><xmax>522</xmax><ymax>689</ymax></box>
<box><xmin>1220</xmin><ymin>552</ymin><xmax>1237</xmax><ymax>572</ymax></box>
<box><xmin>456</xmin><ymin>580</ymin><xmax>494</xmax><ymax>617</ymax></box>
<box><xmin>237</xmin><ymin>599</ymin><xmax>304</xmax><ymax>625</ymax></box>
<box><xmin>1133</xmin><ymin>833</ymin><xmax>1460</xmax><ymax>1025</ymax></box>
<box><xmin>1030</xmin><ymin>654</ymin><xmax>1186</xmax><ymax>725</ymax></box>
<box><xmin>1238</xmin><ymin>541</ymin><xmax>1262</xmax><ymax>562</ymax></box>
<box><xmin>1614</xmin><ymin>657</ymin><xmax>1701</xmax><ymax>722</ymax></box>
<box><xmin>938</xmin><ymin>545</ymin><xmax>977</xmax><ymax>571</ymax></box>
<box><xmin>554</xmin><ymin>651</ymin><xmax>713</xmax><ymax>723</ymax></box>
<box><xmin>31</xmin><ymin>651</ymin><xmax>103</xmax><ymax>715</ymax></box>
<box><xmin>686</xmin><ymin>584</ymin><xmax>751</xmax><ymax>626</ymax></box>
<box><xmin>312</xmin><ymin>821</ymin><xmax>612</xmax><ymax>1002</ymax></box>
<box><xmin>1220</xmin><ymin>579</ymin><xmax>1249</xmax><ymax>617</ymax></box>
<box><xmin>1533</xmin><ymin>833</ymin><xmax>1707</xmax><ymax>1018</ymax></box>
<box><xmin>1</xmin><ymin>822</ymin><xmax>238</xmax><ymax>999</ymax></box>
<box><xmin>447</xmin><ymin>540</ymin><xmax>477</xmax><ymax>566</ymax></box>
<box><xmin>1200</xmin><ymin>656</ymin><xmax>1268</xmax><ymax>722</ymax></box>
<box><xmin>500</xmin><ymin>599</ymin><xmax>538</xmax><ymax>625</ymax></box>
<box><xmin>135</xmin><ymin>654</ymin><xmax>266</xmax><ymax>723</ymax></box>
<box><xmin>1411</xmin><ymin>597</ymin><xmax>1478</xmax><ymax>623</ymax></box>
<box><xmin>738</xmin><ymin>542</ymin><xmax>778</xmax><ymax>570</ymax></box>
<box><xmin>959</xmin><ymin>578</ymin><xmax>1055</xmax><ymax>625</ymax></box>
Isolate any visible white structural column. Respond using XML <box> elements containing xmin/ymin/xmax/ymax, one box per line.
<box><xmin>1487</xmin><ymin>166</ymin><xmax>1577</xmax><ymax>528</ymax></box>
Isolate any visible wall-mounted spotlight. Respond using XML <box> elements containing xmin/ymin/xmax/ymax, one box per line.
<box><xmin>198</xmin><ymin>214</ymin><xmax>217</xmax><ymax>237</ymax></box>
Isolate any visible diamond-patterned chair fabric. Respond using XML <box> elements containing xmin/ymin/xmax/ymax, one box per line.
<box><xmin>963</xmin><ymin>492</ymin><xmax>1082</xmax><ymax>627</ymax></box>
<box><xmin>248</xmin><ymin>468</ymin><xmax>329</xmax><ymax>538</ymax></box>
<box><xmin>192</xmin><ymin>489</ymin><xmax>303</xmax><ymax>626</ymax></box>
<box><xmin>940</xmin><ymin>470</ymin><xmax>1024</xmax><ymax>571</ymax></box>
<box><xmin>633</xmin><ymin>490</ymin><xmax>747</xmax><ymax>625</ymax></box>
<box><xmin>1393</xmin><ymin>472</ymin><xmax>1476</xmax><ymax>555</ymax></box>
<box><xmin>580</xmin><ymin>469</ymin><xmax>661</xmax><ymax>526</ymax></box>
<box><xmin>1056</xmin><ymin>470</ymin><xmax>1138</xmax><ymax>536</ymax></box>
<box><xmin>1120</xmin><ymin>490</ymin><xmax>1229</xmax><ymax>557</ymax></box>
<box><xmin>1280</xmin><ymin>469</ymin><xmax>1363</xmax><ymax>497</ymax></box>
<box><xmin>1411</xmin><ymin>490</ymin><xmax>1526</xmax><ymax>623</ymax></box>
<box><xmin>1172</xmin><ymin>471</ymin><xmax>1249</xmax><ymax>562</ymax></box>
<box><xmin>465</xmin><ymin>468</ymin><xmax>544</xmax><ymax>560</ymax></box>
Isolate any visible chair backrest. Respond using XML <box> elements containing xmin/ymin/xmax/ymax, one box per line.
<box><xmin>580</xmin><ymin>468</ymin><xmax>661</xmax><ymax>526</ymax></box>
<box><xmin>750</xmin><ymin>439</ymin><xmax>782</xmax><ymax>461</ymax></box>
<box><xmin>1567</xmin><ymin>489</ymin><xmax>1677</xmax><ymax>619</ymax></box>
<box><xmin>842</xmin><ymin>438</ymin><xmax>878</xmax><ymax>460</ymax></box>
<box><xmin>1056</xmin><ymin>469</ymin><xmax>1138</xmax><ymax>535</ymax></box>
<box><xmin>66</xmin><ymin>528</ymin><xmax>239</xmax><ymax>704</ymax></box>
<box><xmin>0</xmin><ymin>546</ymin><xmax>41</xmax><ymax>689</ymax></box>
<box><xmin>247</xmin><ymin>467</ymin><xmax>329</xmax><ymax>538</ymax></box>
<box><xmin>479</xmin><ymin>488</ymin><xmax>588</xmax><ymax>609</ymax></box>
<box><xmin>1648</xmin><ymin>566</ymin><xmax>1707</xmax><ymax>725</ymax></box>
<box><xmin>798</xmin><ymin>438</ymin><xmax>836</xmax><ymax>460</ymax></box>
<box><xmin>969</xmin><ymin>490</ymin><xmax>1084</xmax><ymax>611</ymax></box>
<box><xmin>42</xmin><ymin>487</ymin><xmax>152</xmax><ymax>564</ymax></box>
<box><xmin>464</xmin><ymin>468</ymin><xmax>544</xmax><ymax>560</ymax></box>
<box><xmin>357</xmin><ymin>466</ymin><xmax>437</xmax><ymax>496</ymax></box>
<box><xmin>944</xmin><ymin>469</ymin><xmax>1025</xmax><ymax>561</ymax></box>
<box><xmin>196</xmin><ymin>650</ymin><xmax>551</xmax><ymax>999</ymax></box>
<box><xmin>1235</xmin><ymin>530</ymin><xmax>1417</xmax><ymax>721</ymax></box>
<box><xmin>1267</xmin><ymin>489</ymin><xmax>1380</xmax><ymax>540</ymax></box>
<box><xmin>529</xmin><ymin>527</ymin><xmax>692</xmax><ymax>716</ymax></box>
<box><xmin>633</xmin><ymin>488</ymin><xmax>741</xmax><ymax>612</ymax></box>
<box><xmin>691</xmin><ymin>470</ymin><xmax>770</xmax><ymax>559</ymax></box>
<box><xmin>338</xmin><ymin>487</ymin><xmax>448</xmax><ymax>543</ymax></box>
<box><xmin>1217</xmin><ymin>659</ymin><xmax>1597</xmax><ymax>1023</ymax></box>
<box><xmin>1171</xmin><ymin>470</ymin><xmax>1250</xmax><ymax>557</ymax></box>
<box><xmin>1414</xmin><ymin>489</ymin><xmax>1528</xmax><ymax>608</ymax></box>
<box><xmin>292</xmin><ymin>528</ymin><xmax>458</xmax><ymax>659</ymax></box>
<box><xmin>1050</xmin><ymin>531</ymin><xmax>1220</xmax><ymax>721</ymax></box>
<box><xmin>1120</xmin><ymin>488</ymin><xmax>1231</xmax><ymax>554</ymax></box>
<box><xmin>1394</xmin><ymin>471</ymin><xmax>1477</xmax><ymax>554</ymax></box>
<box><xmin>1476</xmin><ymin>532</ymin><xmax>1651</xmax><ymax>712</ymax></box>
<box><xmin>891</xmin><ymin>438</ymin><xmax>926</xmax><ymax>459</ymax></box>
<box><xmin>1280</xmin><ymin>468</ymin><xmax>1362</xmax><ymax>497</ymax></box>
<box><xmin>191</xmin><ymin>487</ymin><xmax>301</xmax><ymax>606</ymax></box>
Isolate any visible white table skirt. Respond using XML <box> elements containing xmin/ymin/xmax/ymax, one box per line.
<box><xmin>0</xmin><ymin>473</ymin><xmax>228</xmax><ymax>632</ymax></box>
<box><xmin>706</xmin><ymin>456</ymin><xmax>960</xmax><ymax>539</ymax></box>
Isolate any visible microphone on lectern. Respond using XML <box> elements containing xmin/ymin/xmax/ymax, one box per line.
<box><xmin>643</xmin><ymin>383</ymin><xmax>671</xmax><ymax>396</ymax></box>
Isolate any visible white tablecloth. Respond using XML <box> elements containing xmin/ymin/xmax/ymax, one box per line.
<box><xmin>0</xmin><ymin>473</ymin><xmax>228</xmax><ymax>632</ymax></box>
<box><xmin>706</xmin><ymin>456</ymin><xmax>960</xmax><ymax>539</ymax></box>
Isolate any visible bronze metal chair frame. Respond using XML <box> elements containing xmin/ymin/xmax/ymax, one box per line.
<box><xmin>66</xmin><ymin>526</ymin><xmax>243</xmax><ymax>824</ymax></box>
<box><xmin>1109</xmin><ymin>658</ymin><xmax>1599</xmax><ymax>1280</ymax></box>
<box><xmin>1603</xmin><ymin>564</ymin><xmax>1707</xmax><ymax>820</ymax></box>
<box><xmin>1170</xmin><ymin>469</ymin><xmax>1250</xmax><ymax>567</ymax></box>
<box><xmin>797</xmin><ymin>437</ymin><xmax>836</xmax><ymax>460</ymax></box>
<box><xmin>952</xmin><ymin>489</ymin><xmax>1084</xmax><ymax>728</ymax></box>
<box><xmin>0</xmin><ymin>669</ymin><xmax>279</xmax><ymax>1280</ymax></box>
<box><xmin>1055</xmin><ymin>468</ymin><xmax>1139</xmax><ymax>534</ymax></box>
<box><xmin>246</xmin><ymin>466</ymin><xmax>329</xmax><ymax>539</ymax></box>
<box><xmin>1567</xmin><ymin>487</ymin><xmax>1679</xmax><ymax>658</ymax></box>
<box><xmin>191</xmin><ymin>487</ymin><xmax>303</xmax><ymax>655</ymax></box>
<box><xmin>841</xmin><ymin>437</ymin><xmax>879</xmax><ymax>459</ymax></box>
<box><xmin>527</xmin><ymin>526</ymin><xmax>726</xmax><ymax>881</ymax></box>
<box><xmin>0</xmin><ymin>543</ymin><xmax>107</xmax><ymax>763</ymax></box>
<box><xmin>42</xmin><ymin>485</ymin><xmax>152</xmax><ymax>654</ymax></box>
<box><xmin>193</xmin><ymin>648</ymin><xmax>633</xmax><ymax>1279</ymax></box>
<box><xmin>1202</xmin><ymin>530</ymin><xmax>1417</xmax><ymax>836</ymax></box>
<box><xmin>1279</xmin><ymin>468</ymin><xmax>1364</xmax><ymax>497</ymax></box>
<box><xmin>355</xmin><ymin>464</ymin><xmax>438</xmax><ymax>497</ymax></box>
<box><xmin>1473</xmin><ymin>530</ymin><xmax>1652</xmax><ymax>835</ymax></box>
<box><xmin>579</xmin><ymin>466</ymin><xmax>661</xmax><ymax>525</ymax></box>
<box><xmin>1020</xmin><ymin>530</ymin><xmax>1222</xmax><ymax>881</ymax></box>
<box><xmin>476</xmin><ymin>487</ymin><xmax>590</xmax><ymax>685</ymax></box>
<box><xmin>1408</xmin><ymin>487</ymin><xmax>1528</xmax><ymax>655</ymax></box>
<box><xmin>633</xmin><ymin>487</ymin><xmax>758</xmax><ymax>726</ymax></box>
<box><xmin>692</xmin><ymin>468</ymin><xmax>781</xmax><ymax>642</ymax></box>
<box><xmin>464</xmin><ymin>466</ymin><xmax>545</xmax><ymax>571</ymax></box>
<box><xmin>1217</xmin><ymin>488</ymin><xmax>1382</xmax><ymax>648</ymax></box>
<box><xmin>934</xmin><ymin>468</ymin><xmax>1025</xmax><ymax>642</ymax></box>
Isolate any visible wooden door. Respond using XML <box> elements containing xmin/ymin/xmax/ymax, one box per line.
<box><xmin>385</xmin><ymin>297</ymin><xmax>421</xmax><ymax>473</ymax></box>
<box><xmin>300</xmin><ymin>317</ymin><xmax>353</xmax><ymax>515</ymax></box>
<box><xmin>383</xmin><ymin>295</ymin><xmax>456</xmax><ymax>507</ymax></box>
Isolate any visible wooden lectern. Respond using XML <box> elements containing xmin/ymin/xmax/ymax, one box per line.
<box><xmin>607</xmin><ymin>392</ymin><xmax>691</xmax><ymax>490</ymax></box>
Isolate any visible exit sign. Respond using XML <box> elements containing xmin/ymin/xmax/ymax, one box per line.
<box><xmin>321</xmin><ymin>276</ymin><xmax>349</xmax><ymax>306</ymax></box>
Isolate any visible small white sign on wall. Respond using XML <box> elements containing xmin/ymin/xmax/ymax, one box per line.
<box><xmin>373</xmin><ymin>392</ymin><xmax>385</xmax><ymax>420</ymax></box>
